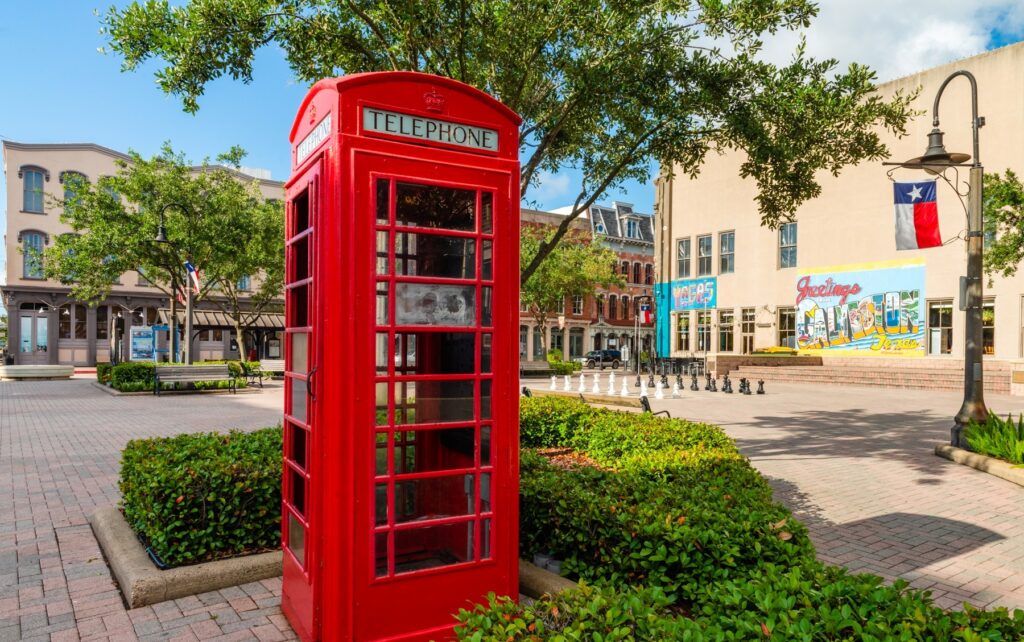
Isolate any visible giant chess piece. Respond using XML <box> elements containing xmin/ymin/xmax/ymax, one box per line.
<box><xmin>690</xmin><ymin>374</ymin><xmax>699</xmax><ymax>391</ymax></box>
<box><xmin>648</xmin><ymin>372</ymin><xmax>656</xmax><ymax>388</ymax></box>
<box><xmin>563</xmin><ymin>374</ymin><xmax>571</xmax><ymax>391</ymax></box>
<box><xmin>757</xmin><ymin>380</ymin><xmax>766</xmax><ymax>395</ymax></box>
<box><xmin>607</xmin><ymin>372</ymin><xmax>617</xmax><ymax>395</ymax></box>
<box><xmin>743</xmin><ymin>378</ymin><xmax>753</xmax><ymax>395</ymax></box>
<box><xmin>671</xmin><ymin>380</ymin><xmax>681</xmax><ymax>398</ymax></box>
<box><xmin>709</xmin><ymin>376</ymin><xmax>718</xmax><ymax>392</ymax></box>
<box><xmin>723</xmin><ymin>374</ymin><xmax>733</xmax><ymax>394</ymax></box>
<box><xmin>704</xmin><ymin>373</ymin><xmax>712</xmax><ymax>391</ymax></box>
<box><xmin>620</xmin><ymin>377</ymin><xmax>630</xmax><ymax>397</ymax></box>
<box><xmin>550</xmin><ymin>375</ymin><xmax>557</xmax><ymax>390</ymax></box>
<box><xmin>592</xmin><ymin>373</ymin><xmax>602</xmax><ymax>394</ymax></box>
<box><xmin>640</xmin><ymin>379</ymin><xmax>649</xmax><ymax>398</ymax></box>
<box><xmin>578</xmin><ymin>373</ymin><xmax>587</xmax><ymax>393</ymax></box>
<box><xmin>655</xmin><ymin>380</ymin><xmax>664</xmax><ymax>400</ymax></box>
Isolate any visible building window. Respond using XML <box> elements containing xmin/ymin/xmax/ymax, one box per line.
<box><xmin>61</xmin><ymin>171</ymin><xmax>88</xmax><ymax>208</ymax></box>
<box><xmin>927</xmin><ymin>301</ymin><xmax>953</xmax><ymax>355</ymax></box>
<box><xmin>778</xmin><ymin>307</ymin><xmax>796</xmax><ymax>347</ymax></box>
<box><xmin>697</xmin><ymin>235</ymin><xmax>712</xmax><ymax>276</ymax></box>
<box><xmin>237</xmin><ymin>274</ymin><xmax>251</xmax><ymax>291</ymax></box>
<box><xmin>520</xmin><ymin>297</ymin><xmax>529</xmax><ymax>313</ymax></box>
<box><xmin>22</xmin><ymin>169</ymin><xmax>45</xmax><ymax>213</ymax></box>
<box><xmin>675</xmin><ymin>313</ymin><xmax>690</xmax><ymax>352</ymax></box>
<box><xmin>59</xmin><ymin>304</ymin><xmax>88</xmax><ymax>340</ymax></box>
<box><xmin>983</xmin><ymin>300</ymin><xmax>995</xmax><ymax>355</ymax></box>
<box><xmin>676</xmin><ymin>238</ymin><xmax>690</xmax><ymax>278</ymax></box>
<box><xmin>779</xmin><ymin>222</ymin><xmax>797</xmax><ymax>269</ymax></box>
<box><xmin>608</xmin><ymin>295</ymin><xmax>617</xmax><ymax>320</ymax></box>
<box><xmin>21</xmin><ymin>231</ymin><xmax>46</xmax><ymax>279</ymax></box>
<box><xmin>621</xmin><ymin>296</ymin><xmax>630</xmax><ymax>320</ymax></box>
<box><xmin>533</xmin><ymin>326</ymin><xmax>545</xmax><ymax>358</ymax></box>
<box><xmin>137</xmin><ymin>271</ymin><xmax>153</xmax><ymax>287</ymax></box>
<box><xmin>718</xmin><ymin>309</ymin><xmax>734</xmax><ymax>352</ymax></box>
<box><xmin>96</xmin><ymin>306</ymin><xmax>109</xmax><ymax>341</ymax></box>
<box><xmin>741</xmin><ymin>307</ymin><xmax>755</xmax><ymax>354</ymax></box>
<box><xmin>596</xmin><ymin>297</ymin><xmax>604</xmax><ymax>319</ymax></box>
<box><xmin>632</xmin><ymin>262</ymin><xmax>641</xmax><ymax>284</ymax></box>
<box><xmin>519</xmin><ymin>325</ymin><xmax>528</xmax><ymax>358</ymax></box>
<box><xmin>697</xmin><ymin>311</ymin><xmax>711</xmax><ymax>351</ymax></box>
<box><xmin>621</xmin><ymin>261</ymin><xmax>629</xmax><ymax>277</ymax></box>
<box><xmin>626</xmin><ymin>219</ymin><xmax>638</xmax><ymax>239</ymax></box>
<box><xmin>572</xmin><ymin>295</ymin><xmax>583</xmax><ymax>316</ymax></box>
<box><xmin>569</xmin><ymin>327</ymin><xmax>585</xmax><ymax>358</ymax></box>
<box><xmin>644</xmin><ymin>264</ymin><xmax>653</xmax><ymax>286</ymax></box>
<box><xmin>719</xmin><ymin>231</ymin><xmax>735</xmax><ymax>274</ymax></box>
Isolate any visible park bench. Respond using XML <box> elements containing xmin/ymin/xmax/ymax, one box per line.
<box><xmin>639</xmin><ymin>395</ymin><xmax>671</xmax><ymax>418</ymax></box>
<box><xmin>260</xmin><ymin>359</ymin><xmax>286</xmax><ymax>377</ymax></box>
<box><xmin>239</xmin><ymin>362</ymin><xmax>266</xmax><ymax>388</ymax></box>
<box><xmin>519</xmin><ymin>360</ymin><xmax>552</xmax><ymax>378</ymax></box>
<box><xmin>153</xmin><ymin>365</ymin><xmax>237</xmax><ymax>396</ymax></box>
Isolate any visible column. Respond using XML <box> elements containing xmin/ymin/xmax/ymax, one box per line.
<box><xmin>7</xmin><ymin>296</ymin><xmax>20</xmax><ymax>365</ymax></box>
<box><xmin>526</xmin><ymin>325</ymin><xmax>534</xmax><ymax>362</ymax></box>
<box><xmin>86</xmin><ymin>306</ymin><xmax>97</xmax><ymax>366</ymax></box>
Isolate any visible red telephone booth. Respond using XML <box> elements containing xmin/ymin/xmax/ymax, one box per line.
<box><xmin>281</xmin><ymin>72</ymin><xmax>521</xmax><ymax>641</ymax></box>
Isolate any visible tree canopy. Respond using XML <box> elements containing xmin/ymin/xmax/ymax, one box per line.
<box><xmin>983</xmin><ymin>169</ymin><xmax>1024</xmax><ymax>280</ymax></box>
<box><xmin>103</xmin><ymin>0</ymin><xmax>915</xmax><ymax>282</ymax></box>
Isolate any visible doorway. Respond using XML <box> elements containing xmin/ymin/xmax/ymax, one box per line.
<box><xmin>18</xmin><ymin>304</ymin><xmax>51</xmax><ymax>365</ymax></box>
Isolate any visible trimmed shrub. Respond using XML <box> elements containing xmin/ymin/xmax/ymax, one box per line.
<box><xmin>519</xmin><ymin>396</ymin><xmax>602</xmax><ymax>447</ymax></box>
<box><xmin>96</xmin><ymin>362</ymin><xmax>113</xmax><ymax>384</ymax></box>
<box><xmin>120</xmin><ymin>426</ymin><xmax>282</xmax><ymax>567</ymax></box>
<box><xmin>111</xmin><ymin>362</ymin><xmax>156</xmax><ymax>389</ymax></box>
<box><xmin>966</xmin><ymin>413</ymin><xmax>1024</xmax><ymax>465</ymax></box>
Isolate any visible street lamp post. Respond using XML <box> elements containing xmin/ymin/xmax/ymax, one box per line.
<box><xmin>155</xmin><ymin>203</ymin><xmax>199</xmax><ymax>365</ymax></box>
<box><xmin>891</xmin><ymin>70</ymin><xmax>987</xmax><ymax>447</ymax></box>
<box><xmin>634</xmin><ymin>291</ymin><xmax>654</xmax><ymax>387</ymax></box>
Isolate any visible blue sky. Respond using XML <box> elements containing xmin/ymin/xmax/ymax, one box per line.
<box><xmin>2</xmin><ymin>2</ymin><xmax>1022</xmax><ymax>285</ymax></box>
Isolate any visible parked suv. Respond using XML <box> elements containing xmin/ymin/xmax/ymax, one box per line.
<box><xmin>575</xmin><ymin>349</ymin><xmax>622</xmax><ymax>369</ymax></box>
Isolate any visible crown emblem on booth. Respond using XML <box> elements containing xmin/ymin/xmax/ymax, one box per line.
<box><xmin>308</xmin><ymin>104</ymin><xmax>317</xmax><ymax>124</ymax></box>
<box><xmin>423</xmin><ymin>90</ymin><xmax>446</xmax><ymax>113</ymax></box>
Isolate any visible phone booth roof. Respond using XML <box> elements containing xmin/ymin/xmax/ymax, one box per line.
<box><xmin>289</xmin><ymin>72</ymin><xmax>521</xmax><ymax>175</ymax></box>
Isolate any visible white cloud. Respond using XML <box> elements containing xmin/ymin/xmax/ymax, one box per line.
<box><xmin>529</xmin><ymin>170</ymin><xmax>573</xmax><ymax>203</ymax></box>
<box><xmin>756</xmin><ymin>1</ymin><xmax>1024</xmax><ymax>82</ymax></box>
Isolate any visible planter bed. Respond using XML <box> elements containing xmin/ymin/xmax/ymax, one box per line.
<box><xmin>935</xmin><ymin>444</ymin><xmax>1024</xmax><ymax>488</ymax></box>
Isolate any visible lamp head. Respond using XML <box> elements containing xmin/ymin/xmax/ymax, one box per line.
<box><xmin>899</xmin><ymin>127</ymin><xmax>972</xmax><ymax>174</ymax></box>
<box><xmin>153</xmin><ymin>223</ymin><xmax>169</xmax><ymax>244</ymax></box>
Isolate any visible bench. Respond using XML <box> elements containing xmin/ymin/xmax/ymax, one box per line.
<box><xmin>239</xmin><ymin>362</ymin><xmax>265</xmax><ymax>388</ymax></box>
<box><xmin>639</xmin><ymin>395</ymin><xmax>671</xmax><ymax>418</ymax></box>
<box><xmin>260</xmin><ymin>359</ymin><xmax>286</xmax><ymax>377</ymax></box>
<box><xmin>519</xmin><ymin>360</ymin><xmax>552</xmax><ymax>378</ymax></box>
<box><xmin>154</xmin><ymin>365</ymin><xmax>237</xmax><ymax>396</ymax></box>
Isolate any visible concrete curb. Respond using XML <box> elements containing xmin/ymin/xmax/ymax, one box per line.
<box><xmin>89</xmin><ymin>381</ymin><xmax>258</xmax><ymax>396</ymax></box>
<box><xmin>517</xmin><ymin>559</ymin><xmax>577</xmax><ymax>599</ymax></box>
<box><xmin>528</xmin><ymin>388</ymin><xmax>642</xmax><ymax>408</ymax></box>
<box><xmin>89</xmin><ymin>506</ymin><xmax>282</xmax><ymax>608</ymax></box>
<box><xmin>935</xmin><ymin>444</ymin><xmax>1024</xmax><ymax>488</ymax></box>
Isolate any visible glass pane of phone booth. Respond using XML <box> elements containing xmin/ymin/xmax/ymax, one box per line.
<box><xmin>373</xmin><ymin>178</ymin><xmax>495</xmax><ymax>578</ymax></box>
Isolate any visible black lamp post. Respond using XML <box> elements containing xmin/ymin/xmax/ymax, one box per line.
<box><xmin>890</xmin><ymin>70</ymin><xmax>987</xmax><ymax>447</ymax></box>
<box><xmin>633</xmin><ymin>291</ymin><xmax>654</xmax><ymax>387</ymax></box>
<box><xmin>154</xmin><ymin>203</ymin><xmax>198</xmax><ymax>364</ymax></box>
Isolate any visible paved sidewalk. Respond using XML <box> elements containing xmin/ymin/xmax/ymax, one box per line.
<box><xmin>630</xmin><ymin>379</ymin><xmax>1024</xmax><ymax>611</ymax></box>
<box><xmin>0</xmin><ymin>379</ymin><xmax>293</xmax><ymax>641</ymax></box>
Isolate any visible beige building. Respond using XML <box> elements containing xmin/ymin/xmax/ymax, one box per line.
<box><xmin>2</xmin><ymin>141</ymin><xmax>284</xmax><ymax>366</ymax></box>
<box><xmin>655</xmin><ymin>42</ymin><xmax>1024</xmax><ymax>382</ymax></box>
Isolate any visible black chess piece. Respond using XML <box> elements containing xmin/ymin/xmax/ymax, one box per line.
<box><xmin>757</xmin><ymin>380</ymin><xmax>765</xmax><ymax>395</ymax></box>
<box><xmin>676</xmin><ymin>373</ymin><xmax>684</xmax><ymax>389</ymax></box>
<box><xmin>704</xmin><ymin>373</ymin><xmax>712</xmax><ymax>391</ymax></box>
<box><xmin>661</xmin><ymin>372</ymin><xmax>669</xmax><ymax>388</ymax></box>
<box><xmin>723</xmin><ymin>375</ymin><xmax>733</xmax><ymax>393</ymax></box>
<box><xmin>709</xmin><ymin>377</ymin><xmax>718</xmax><ymax>392</ymax></box>
<box><xmin>648</xmin><ymin>372</ymin><xmax>656</xmax><ymax>388</ymax></box>
<box><xmin>690</xmin><ymin>374</ymin><xmax>699</xmax><ymax>391</ymax></box>
<box><xmin>742</xmin><ymin>378</ymin><xmax>752</xmax><ymax>395</ymax></box>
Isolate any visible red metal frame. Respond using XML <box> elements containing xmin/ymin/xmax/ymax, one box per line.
<box><xmin>283</xmin><ymin>72</ymin><xmax>521</xmax><ymax>642</ymax></box>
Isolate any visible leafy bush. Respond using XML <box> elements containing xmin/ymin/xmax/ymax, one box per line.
<box><xmin>549</xmin><ymin>360</ymin><xmax>581</xmax><ymax>375</ymax></box>
<box><xmin>120</xmin><ymin>426</ymin><xmax>282</xmax><ymax>567</ymax></box>
<box><xmin>966</xmin><ymin>413</ymin><xmax>1024</xmax><ymax>465</ymax></box>
<box><xmin>519</xmin><ymin>396</ymin><xmax>601</xmax><ymax>447</ymax></box>
<box><xmin>96</xmin><ymin>362</ymin><xmax>113</xmax><ymax>384</ymax></box>
<box><xmin>111</xmin><ymin>361</ymin><xmax>156</xmax><ymax>389</ymax></box>
<box><xmin>546</xmin><ymin>348</ymin><xmax>563</xmax><ymax>363</ymax></box>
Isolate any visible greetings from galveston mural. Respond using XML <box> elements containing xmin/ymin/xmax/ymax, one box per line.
<box><xmin>794</xmin><ymin>260</ymin><xmax>925</xmax><ymax>355</ymax></box>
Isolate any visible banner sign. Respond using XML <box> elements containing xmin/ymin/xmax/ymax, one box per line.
<box><xmin>669</xmin><ymin>277</ymin><xmax>716</xmax><ymax>311</ymax></box>
<box><xmin>129</xmin><ymin>326</ymin><xmax>156</xmax><ymax>362</ymax></box>
<box><xmin>794</xmin><ymin>260</ymin><xmax>924</xmax><ymax>355</ymax></box>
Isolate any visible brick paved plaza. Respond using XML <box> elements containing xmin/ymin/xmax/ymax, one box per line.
<box><xmin>4</xmin><ymin>377</ymin><xmax>1024</xmax><ymax>640</ymax></box>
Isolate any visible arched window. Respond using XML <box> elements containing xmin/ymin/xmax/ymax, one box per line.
<box><xmin>620</xmin><ymin>261</ymin><xmax>629</xmax><ymax>277</ymax></box>
<box><xmin>60</xmin><ymin>171</ymin><xmax>89</xmax><ymax>207</ymax></box>
<box><xmin>20</xmin><ymin>230</ymin><xmax>47</xmax><ymax>278</ymax></box>
<box><xmin>20</xmin><ymin>165</ymin><xmax>49</xmax><ymax>213</ymax></box>
<box><xmin>608</xmin><ymin>295</ymin><xmax>617</xmax><ymax>320</ymax></box>
<box><xmin>632</xmin><ymin>262</ymin><xmax>641</xmax><ymax>284</ymax></box>
<box><xmin>621</xmin><ymin>296</ymin><xmax>630</xmax><ymax>320</ymax></box>
<box><xmin>237</xmin><ymin>274</ymin><xmax>252</xmax><ymax>291</ymax></box>
<box><xmin>645</xmin><ymin>264</ymin><xmax>653</xmax><ymax>285</ymax></box>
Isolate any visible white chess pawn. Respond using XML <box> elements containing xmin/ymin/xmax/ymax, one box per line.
<box><xmin>640</xmin><ymin>380</ymin><xmax>649</xmax><ymax>397</ymax></box>
<box><xmin>563</xmin><ymin>375</ymin><xmax>571</xmax><ymax>391</ymax></box>
<box><xmin>591</xmin><ymin>373</ymin><xmax>601</xmax><ymax>394</ymax></box>
<box><xmin>671</xmin><ymin>382</ymin><xmax>681</xmax><ymax>398</ymax></box>
<box><xmin>550</xmin><ymin>375</ymin><xmax>557</xmax><ymax>390</ymax></box>
<box><xmin>620</xmin><ymin>378</ymin><xmax>630</xmax><ymax>397</ymax></box>
<box><xmin>606</xmin><ymin>374</ymin><xmax>616</xmax><ymax>395</ymax></box>
<box><xmin>578</xmin><ymin>373</ymin><xmax>586</xmax><ymax>393</ymax></box>
<box><xmin>654</xmin><ymin>381</ymin><xmax>664</xmax><ymax>399</ymax></box>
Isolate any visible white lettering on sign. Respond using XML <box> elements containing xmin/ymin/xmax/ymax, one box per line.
<box><xmin>362</xmin><ymin>107</ymin><xmax>498</xmax><ymax>152</ymax></box>
<box><xmin>296</xmin><ymin>113</ymin><xmax>331</xmax><ymax>164</ymax></box>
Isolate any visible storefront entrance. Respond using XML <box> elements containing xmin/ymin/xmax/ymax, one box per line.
<box><xmin>18</xmin><ymin>305</ymin><xmax>50</xmax><ymax>365</ymax></box>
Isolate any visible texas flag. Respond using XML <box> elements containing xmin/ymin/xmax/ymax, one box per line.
<box><xmin>894</xmin><ymin>180</ymin><xmax>942</xmax><ymax>250</ymax></box>
<box><xmin>184</xmin><ymin>261</ymin><xmax>202</xmax><ymax>294</ymax></box>
<box><xmin>639</xmin><ymin>304</ymin><xmax>653</xmax><ymax>324</ymax></box>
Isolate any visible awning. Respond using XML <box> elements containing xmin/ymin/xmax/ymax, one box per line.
<box><xmin>158</xmin><ymin>308</ymin><xmax>285</xmax><ymax>329</ymax></box>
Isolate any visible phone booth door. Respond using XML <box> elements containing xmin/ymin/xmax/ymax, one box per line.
<box><xmin>355</xmin><ymin>154</ymin><xmax>511</xmax><ymax>641</ymax></box>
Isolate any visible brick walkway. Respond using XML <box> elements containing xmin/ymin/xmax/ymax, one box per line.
<box><xmin>0</xmin><ymin>379</ymin><xmax>294</xmax><ymax>641</ymax></box>
<box><xmin>638</xmin><ymin>380</ymin><xmax>1024</xmax><ymax>612</ymax></box>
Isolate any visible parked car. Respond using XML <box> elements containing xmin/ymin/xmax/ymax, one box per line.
<box><xmin>575</xmin><ymin>349</ymin><xmax>622</xmax><ymax>369</ymax></box>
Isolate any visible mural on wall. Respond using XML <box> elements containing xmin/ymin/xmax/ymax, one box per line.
<box><xmin>794</xmin><ymin>260</ymin><xmax>924</xmax><ymax>355</ymax></box>
<box><xmin>669</xmin><ymin>277</ymin><xmax>717</xmax><ymax>311</ymax></box>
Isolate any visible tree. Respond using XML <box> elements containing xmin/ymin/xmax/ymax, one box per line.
<box><xmin>520</xmin><ymin>226</ymin><xmax>621</xmax><ymax>356</ymax></box>
<box><xmin>983</xmin><ymin>169</ymin><xmax>1024</xmax><ymax>281</ymax></box>
<box><xmin>101</xmin><ymin>0</ymin><xmax>914</xmax><ymax>284</ymax></box>
<box><xmin>43</xmin><ymin>143</ymin><xmax>284</xmax><ymax>360</ymax></box>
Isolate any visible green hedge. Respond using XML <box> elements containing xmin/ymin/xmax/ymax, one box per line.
<box><xmin>96</xmin><ymin>362</ymin><xmax>113</xmax><ymax>384</ymax></box>
<box><xmin>967</xmin><ymin>413</ymin><xmax>1024</xmax><ymax>465</ymax></box>
<box><xmin>457</xmin><ymin>396</ymin><xmax>1024</xmax><ymax>639</ymax></box>
<box><xmin>120</xmin><ymin>426</ymin><xmax>282</xmax><ymax>567</ymax></box>
<box><xmin>109</xmin><ymin>360</ymin><xmax>250</xmax><ymax>392</ymax></box>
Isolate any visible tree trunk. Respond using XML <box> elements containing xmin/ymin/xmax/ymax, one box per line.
<box><xmin>168</xmin><ymin>285</ymin><xmax>178</xmax><ymax>363</ymax></box>
<box><xmin>233</xmin><ymin>319</ymin><xmax>247</xmax><ymax>361</ymax></box>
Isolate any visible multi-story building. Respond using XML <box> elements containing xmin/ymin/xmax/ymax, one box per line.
<box><xmin>519</xmin><ymin>202</ymin><xmax>655</xmax><ymax>364</ymax></box>
<box><xmin>2</xmin><ymin>141</ymin><xmax>284</xmax><ymax>366</ymax></box>
<box><xmin>654</xmin><ymin>42</ymin><xmax>1024</xmax><ymax>390</ymax></box>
